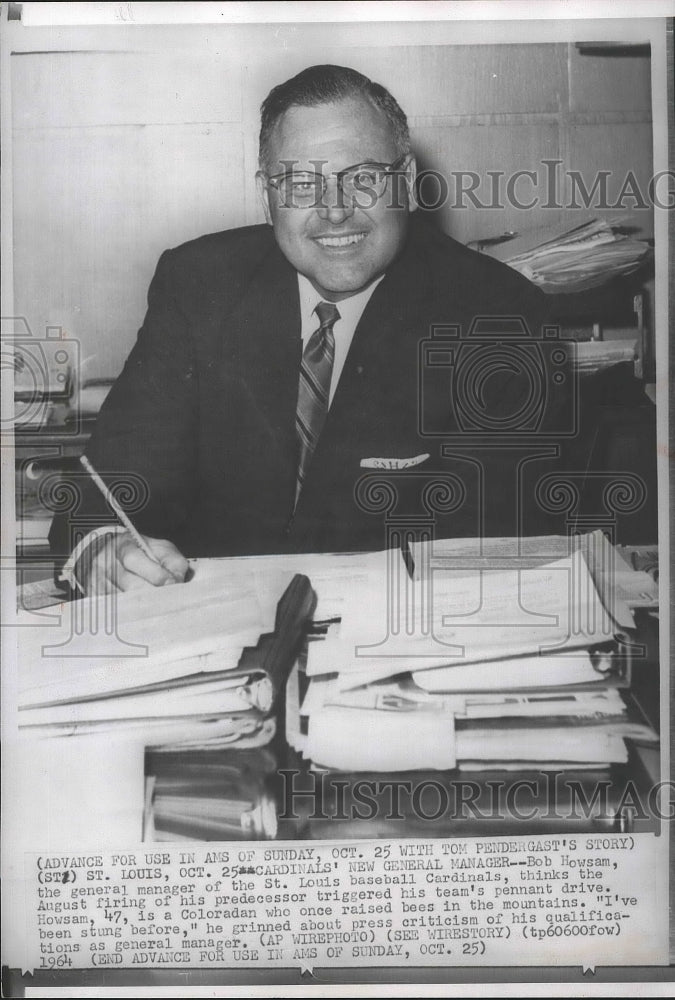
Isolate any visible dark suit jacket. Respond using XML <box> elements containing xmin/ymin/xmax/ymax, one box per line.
<box><xmin>51</xmin><ymin>214</ymin><xmax>577</xmax><ymax>560</ymax></box>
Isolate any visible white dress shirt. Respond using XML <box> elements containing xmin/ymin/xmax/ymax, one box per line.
<box><xmin>297</xmin><ymin>272</ymin><xmax>385</xmax><ymax>405</ymax></box>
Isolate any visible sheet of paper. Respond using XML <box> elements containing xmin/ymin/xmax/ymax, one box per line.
<box><xmin>190</xmin><ymin>548</ymin><xmax>392</xmax><ymax>622</ymax></box>
<box><xmin>455</xmin><ymin>687</ymin><xmax>627</xmax><ymax>718</ymax></box>
<box><xmin>412</xmin><ymin>651</ymin><xmax>602</xmax><ymax>692</ymax></box>
<box><xmin>16</xmin><ymin>576</ymin><xmax>266</xmax><ymax>705</ymax></box>
<box><xmin>307</xmin><ymin>705</ymin><xmax>456</xmax><ymax>771</ymax></box>
<box><xmin>150</xmin><ymin>716</ymin><xmax>276</xmax><ymax>751</ymax></box>
<box><xmin>13</xmin><ymin>549</ymin><xmax>328</xmax><ymax>708</ymax></box>
<box><xmin>328</xmin><ymin>551</ymin><xmax>620</xmax><ymax>693</ymax></box>
<box><xmin>285</xmin><ymin>662</ymin><xmax>306</xmax><ymax>753</ymax></box>
<box><xmin>409</xmin><ymin>532</ymin><xmax>576</xmax><ymax>574</ymax></box>
<box><xmin>343</xmin><ymin>550</ymin><xmax>616</xmax><ymax>647</ymax></box>
<box><xmin>299</xmin><ymin>672</ymin><xmax>338</xmax><ymax>717</ymax></box>
<box><xmin>411</xmin><ymin>529</ymin><xmax>643</xmax><ymax>625</ymax></box>
<box><xmin>18</xmin><ymin>674</ymin><xmax>272</xmax><ymax>726</ymax></box>
<box><xmin>456</xmin><ymin>726</ymin><xmax>632</xmax><ymax>763</ymax></box>
<box><xmin>19</xmin><ymin>710</ymin><xmax>268</xmax><ymax>744</ymax></box>
<box><xmin>302</xmin><ymin>672</ymin><xmax>626</xmax><ymax>719</ymax></box>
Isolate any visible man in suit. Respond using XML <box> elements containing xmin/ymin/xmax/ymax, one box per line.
<box><xmin>54</xmin><ymin>64</ymin><xmax>568</xmax><ymax>594</ymax></box>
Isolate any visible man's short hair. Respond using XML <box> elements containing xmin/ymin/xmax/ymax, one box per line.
<box><xmin>259</xmin><ymin>64</ymin><xmax>410</xmax><ymax>169</ymax></box>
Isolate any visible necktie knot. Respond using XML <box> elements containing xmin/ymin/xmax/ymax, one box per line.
<box><xmin>315</xmin><ymin>300</ymin><xmax>340</xmax><ymax>330</ymax></box>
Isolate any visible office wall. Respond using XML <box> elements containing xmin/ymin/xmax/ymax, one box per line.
<box><xmin>11</xmin><ymin>31</ymin><xmax>653</xmax><ymax>380</ymax></box>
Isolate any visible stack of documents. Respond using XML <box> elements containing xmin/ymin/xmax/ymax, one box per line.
<box><xmin>483</xmin><ymin>217</ymin><xmax>652</xmax><ymax>293</ymax></box>
<box><xmin>15</xmin><ymin>564</ymin><xmax>315</xmax><ymax>749</ymax></box>
<box><xmin>291</xmin><ymin>531</ymin><xmax>658</xmax><ymax>772</ymax></box>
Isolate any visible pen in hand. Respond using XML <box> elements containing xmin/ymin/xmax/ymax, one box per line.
<box><xmin>79</xmin><ymin>454</ymin><xmax>183</xmax><ymax>582</ymax></box>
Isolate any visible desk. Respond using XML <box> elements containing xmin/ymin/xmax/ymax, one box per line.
<box><xmin>274</xmin><ymin>605</ymin><xmax>661</xmax><ymax>840</ymax></box>
<box><xmin>147</xmin><ymin>617</ymin><xmax>660</xmax><ymax>842</ymax></box>
<box><xmin>142</xmin><ymin>714</ymin><xmax>661</xmax><ymax>843</ymax></box>
<box><xmin>17</xmin><ymin>562</ymin><xmax>660</xmax><ymax>843</ymax></box>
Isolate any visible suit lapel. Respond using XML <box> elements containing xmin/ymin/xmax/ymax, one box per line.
<box><xmin>293</xmin><ymin>227</ymin><xmax>435</xmax><ymax>515</ymax></box>
<box><xmin>228</xmin><ymin>239</ymin><xmax>302</xmax><ymax>469</ymax></box>
<box><xmin>340</xmin><ymin>226</ymin><xmax>432</xmax><ymax>390</ymax></box>
<box><xmin>315</xmin><ymin>229</ymin><xmax>433</xmax><ymax>442</ymax></box>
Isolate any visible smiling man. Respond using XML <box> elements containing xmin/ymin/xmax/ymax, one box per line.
<box><xmin>256</xmin><ymin>80</ymin><xmax>415</xmax><ymax>301</ymax></box>
<box><xmin>54</xmin><ymin>64</ymin><xmax>557</xmax><ymax>593</ymax></box>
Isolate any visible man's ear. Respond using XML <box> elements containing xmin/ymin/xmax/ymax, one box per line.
<box><xmin>255</xmin><ymin>171</ymin><xmax>273</xmax><ymax>225</ymax></box>
<box><xmin>404</xmin><ymin>154</ymin><xmax>418</xmax><ymax>213</ymax></box>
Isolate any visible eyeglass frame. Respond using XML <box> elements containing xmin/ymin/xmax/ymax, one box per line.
<box><xmin>259</xmin><ymin>154</ymin><xmax>412</xmax><ymax>209</ymax></box>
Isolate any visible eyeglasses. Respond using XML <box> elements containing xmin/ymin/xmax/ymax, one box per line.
<box><xmin>263</xmin><ymin>155</ymin><xmax>409</xmax><ymax>208</ymax></box>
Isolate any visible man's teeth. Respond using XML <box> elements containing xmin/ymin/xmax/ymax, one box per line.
<box><xmin>316</xmin><ymin>233</ymin><xmax>366</xmax><ymax>247</ymax></box>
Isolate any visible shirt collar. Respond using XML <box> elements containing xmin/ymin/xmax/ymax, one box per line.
<box><xmin>297</xmin><ymin>272</ymin><xmax>385</xmax><ymax>337</ymax></box>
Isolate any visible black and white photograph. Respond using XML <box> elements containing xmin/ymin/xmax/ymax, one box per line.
<box><xmin>2</xmin><ymin>1</ymin><xmax>672</xmax><ymax>994</ymax></box>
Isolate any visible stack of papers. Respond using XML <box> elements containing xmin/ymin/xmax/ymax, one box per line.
<box><xmin>16</xmin><ymin>563</ymin><xmax>315</xmax><ymax>749</ymax></box>
<box><xmin>292</xmin><ymin>532</ymin><xmax>658</xmax><ymax>772</ymax></box>
<box><xmin>483</xmin><ymin>217</ymin><xmax>652</xmax><ymax>293</ymax></box>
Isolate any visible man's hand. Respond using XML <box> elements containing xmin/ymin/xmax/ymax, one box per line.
<box><xmin>78</xmin><ymin>530</ymin><xmax>189</xmax><ymax>595</ymax></box>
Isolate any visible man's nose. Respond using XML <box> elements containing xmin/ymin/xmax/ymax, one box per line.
<box><xmin>315</xmin><ymin>178</ymin><xmax>355</xmax><ymax>223</ymax></box>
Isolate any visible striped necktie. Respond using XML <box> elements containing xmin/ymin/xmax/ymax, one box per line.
<box><xmin>295</xmin><ymin>300</ymin><xmax>340</xmax><ymax>503</ymax></box>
